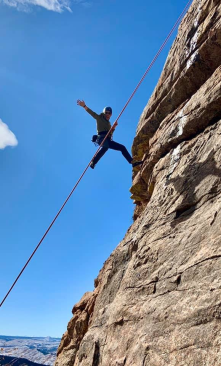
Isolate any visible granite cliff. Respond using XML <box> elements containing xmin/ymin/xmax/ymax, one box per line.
<box><xmin>55</xmin><ymin>0</ymin><xmax>221</xmax><ymax>365</ymax></box>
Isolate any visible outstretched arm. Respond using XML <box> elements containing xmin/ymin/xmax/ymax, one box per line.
<box><xmin>77</xmin><ymin>99</ymin><xmax>88</xmax><ymax>110</ymax></box>
<box><xmin>77</xmin><ymin>99</ymin><xmax>98</xmax><ymax>119</ymax></box>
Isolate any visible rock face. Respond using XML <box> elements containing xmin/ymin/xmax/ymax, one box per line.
<box><xmin>55</xmin><ymin>0</ymin><xmax>221</xmax><ymax>365</ymax></box>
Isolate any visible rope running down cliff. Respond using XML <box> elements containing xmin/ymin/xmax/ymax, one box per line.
<box><xmin>0</xmin><ymin>0</ymin><xmax>193</xmax><ymax>308</ymax></box>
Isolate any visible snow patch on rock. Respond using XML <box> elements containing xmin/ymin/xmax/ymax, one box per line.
<box><xmin>186</xmin><ymin>1</ymin><xmax>202</xmax><ymax>69</ymax></box>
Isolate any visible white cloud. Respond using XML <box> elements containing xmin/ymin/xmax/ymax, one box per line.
<box><xmin>0</xmin><ymin>0</ymin><xmax>91</xmax><ymax>12</ymax></box>
<box><xmin>1</xmin><ymin>0</ymin><xmax>72</xmax><ymax>12</ymax></box>
<box><xmin>0</xmin><ymin>119</ymin><xmax>18</xmax><ymax>149</ymax></box>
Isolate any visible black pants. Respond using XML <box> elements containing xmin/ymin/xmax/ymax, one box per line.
<box><xmin>93</xmin><ymin>134</ymin><xmax>133</xmax><ymax>166</ymax></box>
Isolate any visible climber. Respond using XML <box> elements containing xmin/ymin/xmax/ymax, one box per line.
<box><xmin>77</xmin><ymin>99</ymin><xmax>143</xmax><ymax>169</ymax></box>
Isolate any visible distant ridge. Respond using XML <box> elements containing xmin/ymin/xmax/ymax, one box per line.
<box><xmin>0</xmin><ymin>335</ymin><xmax>60</xmax><ymax>366</ymax></box>
<box><xmin>0</xmin><ymin>355</ymin><xmax>46</xmax><ymax>366</ymax></box>
<box><xmin>0</xmin><ymin>336</ymin><xmax>60</xmax><ymax>341</ymax></box>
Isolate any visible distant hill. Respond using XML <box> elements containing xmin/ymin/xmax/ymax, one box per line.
<box><xmin>0</xmin><ymin>355</ymin><xmax>45</xmax><ymax>366</ymax></box>
<box><xmin>0</xmin><ymin>335</ymin><xmax>60</xmax><ymax>366</ymax></box>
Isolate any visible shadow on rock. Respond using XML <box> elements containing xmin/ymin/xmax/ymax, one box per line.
<box><xmin>166</xmin><ymin>150</ymin><xmax>221</xmax><ymax>227</ymax></box>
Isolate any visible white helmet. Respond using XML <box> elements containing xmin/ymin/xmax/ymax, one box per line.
<box><xmin>103</xmin><ymin>106</ymin><xmax>112</xmax><ymax>114</ymax></box>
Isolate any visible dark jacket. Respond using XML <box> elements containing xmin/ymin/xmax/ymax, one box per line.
<box><xmin>86</xmin><ymin>107</ymin><xmax>112</xmax><ymax>134</ymax></box>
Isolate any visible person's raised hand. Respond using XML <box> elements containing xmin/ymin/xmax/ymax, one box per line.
<box><xmin>77</xmin><ymin>99</ymin><xmax>86</xmax><ymax>107</ymax></box>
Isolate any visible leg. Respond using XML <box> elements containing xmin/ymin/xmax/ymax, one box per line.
<box><xmin>108</xmin><ymin>140</ymin><xmax>133</xmax><ymax>164</ymax></box>
<box><xmin>92</xmin><ymin>146</ymin><xmax>108</xmax><ymax>165</ymax></box>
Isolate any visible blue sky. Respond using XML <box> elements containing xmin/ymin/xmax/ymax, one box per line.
<box><xmin>0</xmin><ymin>0</ymin><xmax>191</xmax><ymax>337</ymax></box>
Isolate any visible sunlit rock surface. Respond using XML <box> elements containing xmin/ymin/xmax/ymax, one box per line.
<box><xmin>55</xmin><ymin>0</ymin><xmax>221</xmax><ymax>365</ymax></box>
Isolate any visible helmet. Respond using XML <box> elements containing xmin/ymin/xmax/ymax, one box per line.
<box><xmin>103</xmin><ymin>106</ymin><xmax>112</xmax><ymax>114</ymax></box>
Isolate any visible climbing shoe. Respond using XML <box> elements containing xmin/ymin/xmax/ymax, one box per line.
<box><xmin>90</xmin><ymin>161</ymin><xmax>95</xmax><ymax>169</ymax></box>
<box><xmin>132</xmin><ymin>160</ymin><xmax>143</xmax><ymax>168</ymax></box>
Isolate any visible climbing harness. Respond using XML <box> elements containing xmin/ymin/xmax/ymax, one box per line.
<box><xmin>0</xmin><ymin>0</ymin><xmax>193</xmax><ymax>308</ymax></box>
<box><xmin>91</xmin><ymin>134</ymin><xmax>98</xmax><ymax>146</ymax></box>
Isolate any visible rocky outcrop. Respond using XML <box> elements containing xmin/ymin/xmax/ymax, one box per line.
<box><xmin>56</xmin><ymin>292</ymin><xmax>97</xmax><ymax>365</ymax></box>
<box><xmin>55</xmin><ymin>0</ymin><xmax>221</xmax><ymax>365</ymax></box>
<box><xmin>131</xmin><ymin>0</ymin><xmax>221</xmax><ymax>215</ymax></box>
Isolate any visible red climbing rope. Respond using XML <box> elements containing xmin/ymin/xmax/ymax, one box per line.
<box><xmin>0</xmin><ymin>0</ymin><xmax>193</xmax><ymax>308</ymax></box>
